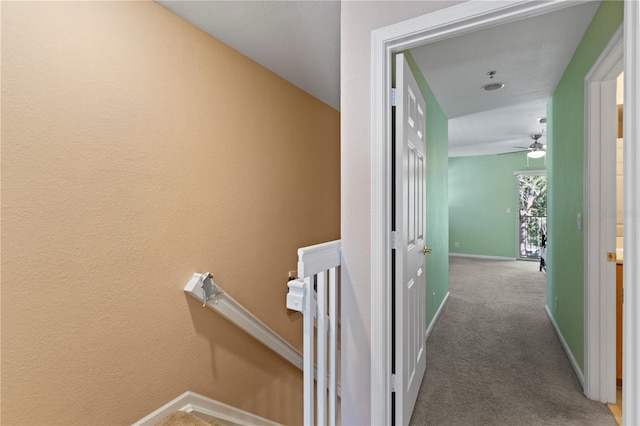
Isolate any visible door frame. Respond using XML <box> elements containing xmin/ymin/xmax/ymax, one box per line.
<box><xmin>622</xmin><ymin>1</ymin><xmax>640</xmax><ymax>421</ymax></box>
<box><xmin>370</xmin><ymin>1</ymin><xmax>640</xmax><ymax>424</ymax></box>
<box><xmin>584</xmin><ymin>25</ymin><xmax>623</xmax><ymax>404</ymax></box>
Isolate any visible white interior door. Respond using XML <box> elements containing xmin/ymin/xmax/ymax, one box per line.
<box><xmin>394</xmin><ymin>53</ymin><xmax>427</xmax><ymax>426</ymax></box>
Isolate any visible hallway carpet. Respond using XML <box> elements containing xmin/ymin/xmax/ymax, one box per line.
<box><xmin>410</xmin><ymin>257</ymin><xmax>616</xmax><ymax>426</ymax></box>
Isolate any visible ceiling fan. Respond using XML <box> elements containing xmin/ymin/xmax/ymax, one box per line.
<box><xmin>501</xmin><ymin>133</ymin><xmax>546</xmax><ymax>158</ymax></box>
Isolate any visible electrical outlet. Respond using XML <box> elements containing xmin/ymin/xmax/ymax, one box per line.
<box><xmin>288</xmin><ymin>270</ymin><xmax>297</xmax><ymax>281</ymax></box>
<box><xmin>506</xmin><ymin>207</ymin><xmax>511</xmax><ymax>213</ymax></box>
<box><xmin>454</xmin><ymin>242</ymin><xmax>460</xmax><ymax>248</ymax></box>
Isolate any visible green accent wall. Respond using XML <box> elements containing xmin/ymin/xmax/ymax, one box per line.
<box><xmin>404</xmin><ymin>52</ymin><xmax>450</xmax><ymax>327</ymax></box>
<box><xmin>449</xmin><ymin>153</ymin><xmax>545</xmax><ymax>258</ymax></box>
<box><xmin>546</xmin><ymin>0</ymin><xmax>623</xmax><ymax>371</ymax></box>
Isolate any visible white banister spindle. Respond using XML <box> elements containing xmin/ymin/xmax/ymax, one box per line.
<box><xmin>303</xmin><ymin>274</ymin><xmax>315</xmax><ymax>426</ymax></box>
<box><xmin>286</xmin><ymin>240</ymin><xmax>341</xmax><ymax>426</ymax></box>
<box><xmin>317</xmin><ymin>270</ymin><xmax>327</xmax><ymax>426</ymax></box>
<box><xmin>328</xmin><ymin>266</ymin><xmax>338</xmax><ymax>425</ymax></box>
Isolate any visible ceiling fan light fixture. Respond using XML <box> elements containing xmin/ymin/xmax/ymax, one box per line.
<box><xmin>527</xmin><ymin>150</ymin><xmax>546</xmax><ymax>159</ymax></box>
<box><xmin>482</xmin><ymin>82</ymin><xmax>505</xmax><ymax>91</ymax></box>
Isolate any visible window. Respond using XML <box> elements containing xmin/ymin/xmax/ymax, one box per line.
<box><xmin>517</xmin><ymin>173</ymin><xmax>547</xmax><ymax>260</ymax></box>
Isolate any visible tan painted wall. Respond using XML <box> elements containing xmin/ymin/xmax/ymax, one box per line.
<box><xmin>1</xmin><ymin>2</ymin><xmax>340</xmax><ymax>424</ymax></box>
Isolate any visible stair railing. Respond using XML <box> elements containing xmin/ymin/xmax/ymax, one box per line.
<box><xmin>184</xmin><ymin>273</ymin><xmax>303</xmax><ymax>370</ymax></box>
<box><xmin>286</xmin><ymin>240</ymin><xmax>341</xmax><ymax>426</ymax></box>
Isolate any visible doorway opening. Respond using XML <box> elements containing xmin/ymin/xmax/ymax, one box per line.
<box><xmin>608</xmin><ymin>70</ymin><xmax>624</xmax><ymax>425</ymax></box>
<box><xmin>370</xmin><ymin>3</ymin><xmax>639</xmax><ymax>425</ymax></box>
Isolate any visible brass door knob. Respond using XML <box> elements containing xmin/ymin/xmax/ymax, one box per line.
<box><xmin>423</xmin><ymin>247</ymin><xmax>432</xmax><ymax>255</ymax></box>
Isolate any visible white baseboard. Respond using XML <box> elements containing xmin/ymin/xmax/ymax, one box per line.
<box><xmin>449</xmin><ymin>253</ymin><xmax>516</xmax><ymax>261</ymax></box>
<box><xmin>132</xmin><ymin>391</ymin><xmax>280</xmax><ymax>426</ymax></box>
<box><xmin>545</xmin><ymin>305</ymin><xmax>585</xmax><ymax>389</ymax></box>
<box><xmin>426</xmin><ymin>292</ymin><xmax>450</xmax><ymax>341</ymax></box>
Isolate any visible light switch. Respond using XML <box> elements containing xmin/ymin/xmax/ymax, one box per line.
<box><xmin>577</xmin><ymin>213</ymin><xmax>583</xmax><ymax>230</ymax></box>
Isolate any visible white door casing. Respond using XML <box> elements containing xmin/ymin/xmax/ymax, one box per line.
<box><xmin>622</xmin><ymin>1</ymin><xmax>640</xmax><ymax>422</ymax></box>
<box><xmin>584</xmin><ymin>25</ymin><xmax>623</xmax><ymax>404</ymax></box>
<box><xmin>394</xmin><ymin>53</ymin><xmax>427</xmax><ymax>426</ymax></box>
<box><xmin>370</xmin><ymin>1</ymin><xmax>639</xmax><ymax>425</ymax></box>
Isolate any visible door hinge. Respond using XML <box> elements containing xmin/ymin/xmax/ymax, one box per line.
<box><xmin>391</xmin><ymin>88</ymin><xmax>397</xmax><ymax>107</ymax></box>
<box><xmin>391</xmin><ymin>373</ymin><xmax>397</xmax><ymax>392</ymax></box>
<box><xmin>391</xmin><ymin>231</ymin><xmax>398</xmax><ymax>249</ymax></box>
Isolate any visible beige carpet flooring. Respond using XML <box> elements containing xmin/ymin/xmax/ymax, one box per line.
<box><xmin>409</xmin><ymin>257</ymin><xmax>616</xmax><ymax>426</ymax></box>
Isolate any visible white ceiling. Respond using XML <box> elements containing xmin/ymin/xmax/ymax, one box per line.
<box><xmin>157</xmin><ymin>1</ymin><xmax>600</xmax><ymax>157</ymax></box>
<box><xmin>410</xmin><ymin>1</ymin><xmax>600</xmax><ymax>156</ymax></box>
<box><xmin>157</xmin><ymin>0</ymin><xmax>340</xmax><ymax>110</ymax></box>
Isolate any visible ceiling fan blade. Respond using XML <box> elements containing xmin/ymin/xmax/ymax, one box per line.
<box><xmin>498</xmin><ymin>149</ymin><xmax>528</xmax><ymax>155</ymax></box>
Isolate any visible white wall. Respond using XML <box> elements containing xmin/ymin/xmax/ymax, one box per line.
<box><xmin>340</xmin><ymin>2</ymin><xmax>462</xmax><ymax>424</ymax></box>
